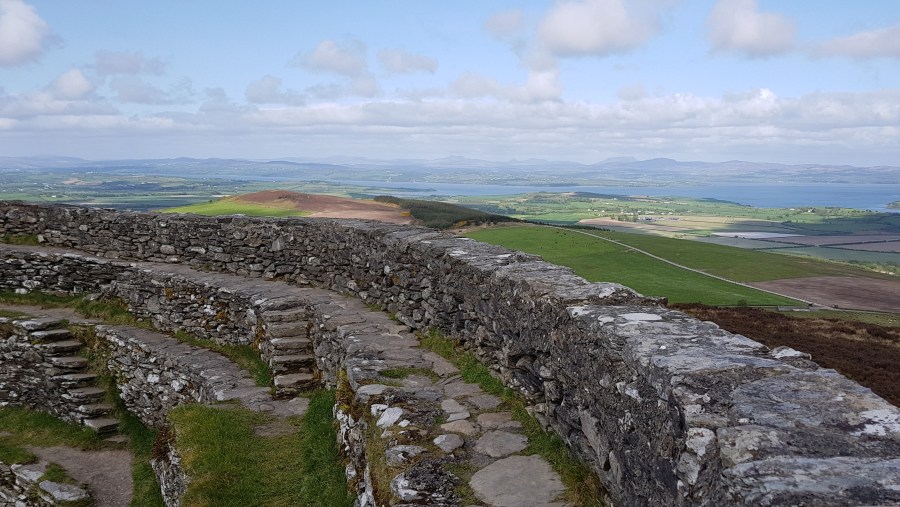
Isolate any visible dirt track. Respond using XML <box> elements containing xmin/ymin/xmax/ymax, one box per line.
<box><xmin>751</xmin><ymin>276</ymin><xmax>900</xmax><ymax>312</ymax></box>
<box><xmin>236</xmin><ymin>190</ymin><xmax>413</xmax><ymax>224</ymax></box>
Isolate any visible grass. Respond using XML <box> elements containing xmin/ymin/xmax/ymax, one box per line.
<box><xmin>162</xmin><ymin>197</ymin><xmax>311</xmax><ymax>217</ymax></box>
<box><xmin>379</xmin><ymin>366</ymin><xmax>439</xmax><ymax>381</ymax></box>
<box><xmin>0</xmin><ymin>408</ymin><xmax>103</xmax><ymax>464</ymax></box>
<box><xmin>593</xmin><ymin>230</ymin><xmax>894</xmax><ymax>282</ymax></box>
<box><xmin>0</xmin><ymin>291</ymin><xmax>81</xmax><ymax>308</ymax></box>
<box><xmin>0</xmin><ymin>308</ymin><xmax>27</xmax><ymax>318</ymax></box>
<box><xmin>172</xmin><ymin>331</ymin><xmax>272</xmax><ymax>388</ymax></box>
<box><xmin>168</xmin><ymin>391</ymin><xmax>351</xmax><ymax>507</ymax></box>
<box><xmin>465</xmin><ymin>226</ymin><xmax>798</xmax><ymax>306</ymax></box>
<box><xmin>419</xmin><ymin>328</ymin><xmax>608</xmax><ymax>507</ymax></box>
<box><xmin>122</xmin><ymin>412</ymin><xmax>166</xmax><ymax>507</ymax></box>
<box><xmin>0</xmin><ymin>234</ymin><xmax>40</xmax><ymax>246</ymax></box>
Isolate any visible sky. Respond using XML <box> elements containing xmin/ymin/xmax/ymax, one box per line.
<box><xmin>0</xmin><ymin>0</ymin><xmax>899</xmax><ymax>166</ymax></box>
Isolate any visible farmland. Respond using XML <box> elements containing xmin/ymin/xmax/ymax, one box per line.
<box><xmin>464</xmin><ymin>225</ymin><xmax>799</xmax><ymax>306</ymax></box>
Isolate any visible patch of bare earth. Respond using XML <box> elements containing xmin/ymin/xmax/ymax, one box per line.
<box><xmin>235</xmin><ymin>190</ymin><xmax>413</xmax><ymax>224</ymax></box>
<box><xmin>29</xmin><ymin>446</ymin><xmax>133</xmax><ymax>507</ymax></box>
<box><xmin>750</xmin><ymin>276</ymin><xmax>900</xmax><ymax>312</ymax></box>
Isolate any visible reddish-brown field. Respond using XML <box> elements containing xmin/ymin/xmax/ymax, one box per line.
<box><xmin>235</xmin><ymin>190</ymin><xmax>413</xmax><ymax>224</ymax></box>
<box><xmin>750</xmin><ymin>276</ymin><xmax>900</xmax><ymax>312</ymax></box>
<box><xmin>765</xmin><ymin>234</ymin><xmax>900</xmax><ymax>246</ymax></box>
<box><xmin>833</xmin><ymin>241</ymin><xmax>900</xmax><ymax>253</ymax></box>
<box><xmin>675</xmin><ymin>304</ymin><xmax>900</xmax><ymax>406</ymax></box>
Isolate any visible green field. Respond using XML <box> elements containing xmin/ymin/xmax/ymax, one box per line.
<box><xmin>589</xmin><ymin>231</ymin><xmax>891</xmax><ymax>281</ymax></box>
<box><xmin>465</xmin><ymin>226</ymin><xmax>799</xmax><ymax>306</ymax></box>
<box><xmin>162</xmin><ymin>198</ymin><xmax>311</xmax><ymax>217</ymax></box>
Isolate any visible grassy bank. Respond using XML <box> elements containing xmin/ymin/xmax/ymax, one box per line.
<box><xmin>168</xmin><ymin>391</ymin><xmax>350</xmax><ymax>506</ymax></box>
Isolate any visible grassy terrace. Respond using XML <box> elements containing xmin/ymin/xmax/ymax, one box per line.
<box><xmin>168</xmin><ymin>392</ymin><xmax>350</xmax><ymax>507</ymax></box>
<box><xmin>465</xmin><ymin>225</ymin><xmax>799</xmax><ymax>306</ymax></box>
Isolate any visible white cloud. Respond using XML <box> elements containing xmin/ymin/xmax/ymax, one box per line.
<box><xmin>50</xmin><ymin>68</ymin><xmax>95</xmax><ymax>100</ymax></box>
<box><xmin>0</xmin><ymin>0</ymin><xmax>51</xmax><ymax>66</ymax></box>
<box><xmin>3</xmin><ymin>81</ymin><xmax>900</xmax><ymax>165</ymax></box>
<box><xmin>537</xmin><ymin>0</ymin><xmax>659</xmax><ymax>57</ymax></box>
<box><xmin>108</xmin><ymin>77</ymin><xmax>190</xmax><ymax>105</ymax></box>
<box><xmin>377</xmin><ymin>49</ymin><xmax>437</xmax><ymax>75</ymax></box>
<box><xmin>816</xmin><ymin>24</ymin><xmax>900</xmax><ymax>59</ymax></box>
<box><xmin>707</xmin><ymin>0</ymin><xmax>794</xmax><ymax>57</ymax></box>
<box><xmin>94</xmin><ymin>50</ymin><xmax>165</xmax><ymax>75</ymax></box>
<box><xmin>245</xmin><ymin>75</ymin><xmax>304</xmax><ymax>105</ymax></box>
<box><xmin>450</xmin><ymin>73</ymin><xmax>504</xmax><ymax>99</ymax></box>
<box><xmin>618</xmin><ymin>83</ymin><xmax>647</xmax><ymax>101</ymax></box>
<box><xmin>485</xmin><ymin>10</ymin><xmax>524</xmax><ymax>40</ymax></box>
<box><xmin>449</xmin><ymin>70</ymin><xmax>560</xmax><ymax>103</ymax></box>
<box><xmin>293</xmin><ymin>39</ymin><xmax>368</xmax><ymax>77</ymax></box>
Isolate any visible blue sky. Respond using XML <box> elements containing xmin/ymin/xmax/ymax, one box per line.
<box><xmin>1</xmin><ymin>0</ymin><xmax>899</xmax><ymax>165</ymax></box>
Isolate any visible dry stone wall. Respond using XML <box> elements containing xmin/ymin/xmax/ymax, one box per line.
<box><xmin>3</xmin><ymin>201</ymin><xmax>900</xmax><ymax>506</ymax></box>
<box><xmin>0</xmin><ymin>316</ymin><xmax>117</xmax><ymax>435</ymax></box>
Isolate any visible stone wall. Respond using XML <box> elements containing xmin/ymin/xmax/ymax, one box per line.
<box><xmin>0</xmin><ymin>460</ymin><xmax>90</xmax><ymax>506</ymax></box>
<box><xmin>3</xmin><ymin>202</ymin><xmax>900</xmax><ymax>506</ymax></box>
<box><xmin>0</xmin><ymin>317</ymin><xmax>117</xmax><ymax>435</ymax></box>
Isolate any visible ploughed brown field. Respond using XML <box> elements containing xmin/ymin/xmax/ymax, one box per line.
<box><xmin>674</xmin><ymin>304</ymin><xmax>900</xmax><ymax>407</ymax></box>
<box><xmin>237</xmin><ymin>190</ymin><xmax>413</xmax><ymax>224</ymax></box>
<box><xmin>749</xmin><ymin>276</ymin><xmax>900</xmax><ymax>313</ymax></box>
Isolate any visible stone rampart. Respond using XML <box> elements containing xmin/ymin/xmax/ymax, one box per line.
<box><xmin>2</xmin><ymin>201</ymin><xmax>900</xmax><ymax>506</ymax></box>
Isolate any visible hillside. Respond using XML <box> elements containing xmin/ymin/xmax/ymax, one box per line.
<box><xmin>163</xmin><ymin>190</ymin><xmax>413</xmax><ymax>224</ymax></box>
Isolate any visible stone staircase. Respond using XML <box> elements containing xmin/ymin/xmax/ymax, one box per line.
<box><xmin>12</xmin><ymin>317</ymin><xmax>119</xmax><ymax>437</ymax></box>
<box><xmin>257</xmin><ymin>301</ymin><xmax>319</xmax><ymax>396</ymax></box>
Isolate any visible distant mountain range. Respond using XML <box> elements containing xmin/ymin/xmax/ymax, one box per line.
<box><xmin>0</xmin><ymin>155</ymin><xmax>897</xmax><ymax>185</ymax></box>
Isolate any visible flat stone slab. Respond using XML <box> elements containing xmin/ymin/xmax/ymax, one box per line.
<box><xmin>434</xmin><ymin>433</ymin><xmax>464</xmax><ymax>453</ymax></box>
<box><xmin>441</xmin><ymin>420</ymin><xmax>479</xmax><ymax>436</ymax></box>
<box><xmin>475</xmin><ymin>430</ymin><xmax>528</xmax><ymax>458</ymax></box>
<box><xmin>443</xmin><ymin>381</ymin><xmax>483</xmax><ymax>398</ymax></box>
<box><xmin>477</xmin><ymin>412</ymin><xmax>522</xmax><ymax>430</ymax></box>
<box><xmin>470</xmin><ymin>455</ymin><xmax>566</xmax><ymax>507</ymax></box>
<box><xmin>469</xmin><ymin>394</ymin><xmax>502</xmax><ymax>410</ymax></box>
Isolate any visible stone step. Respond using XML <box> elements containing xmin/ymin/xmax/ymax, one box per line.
<box><xmin>273</xmin><ymin>373</ymin><xmax>318</xmax><ymax>391</ymax></box>
<box><xmin>77</xmin><ymin>403</ymin><xmax>115</xmax><ymax>418</ymax></box>
<box><xmin>64</xmin><ymin>386</ymin><xmax>106</xmax><ymax>404</ymax></box>
<box><xmin>269</xmin><ymin>354</ymin><xmax>315</xmax><ymax>373</ymax></box>
<box><xmin>48</xmin><ymin>356</ymin><xmax>88</xmax><ymax>370</ymax></box>
<box><xmin>16</xmin><ymin>317</ymin><xmax>66</xmax><ymax>331</ymax></box>
<box><xmin>54</xmin><ymin>373</ymin><xmax>99</xmax><ymax>388</ymax></box>
<box><xmin>30</xmin><ymin>328</ymin><xmax>73</xmax><ymax>342</ymax></box>
<box><xmin>265</xmin><ymin>322</ymin><xmax>309</xmax><ymax>338</ymax></box>
<box><xmin>261</xmin><ymin>309</ymin><xmax>309</xmax><ymax>323</ymax></box>
<box><xmin>83</xmin><ymin>417</ymin><xmax>118</xmax><ymax>436</ymax></box>
<box><xmin>268</xmin><ymin>337</ymin><xmax>311</xmax><ymax>353</ymax></box>
<box><xmin>38</xmin><ymin>339</ymin><xmax>82</xmax><ymax>354</ymax></box>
